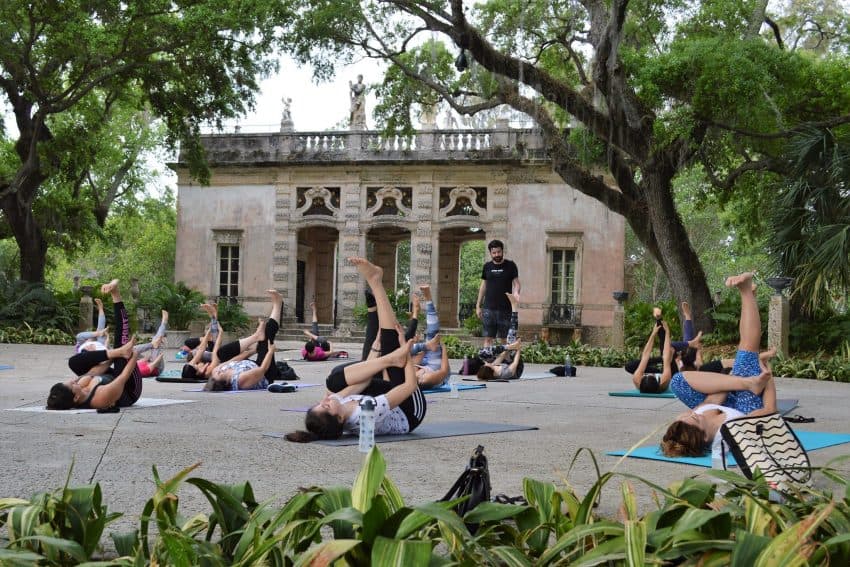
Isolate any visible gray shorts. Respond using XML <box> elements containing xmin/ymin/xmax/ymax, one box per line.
<box><xmin>482</xmin><ymin>308</ymin><xmax>511</xmax><ymax>339</ymax></box>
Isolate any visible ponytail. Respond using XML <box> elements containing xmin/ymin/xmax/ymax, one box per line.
<box><xmin>284</xmin><ymin>407</ymin><xmax>345</xmax><ymax>442</ymax></box>
<box><xmin>284</xmin><ymin>430</ymin><xmax>317</xmax><ymax>443</ymax></box>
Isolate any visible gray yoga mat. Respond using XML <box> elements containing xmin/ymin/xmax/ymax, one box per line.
<box><xmin>263</xmin><ymin>421</ymin><xmax>538</xmax><ymax>445</ymax></box>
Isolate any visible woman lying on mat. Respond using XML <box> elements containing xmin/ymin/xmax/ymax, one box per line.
<box><xmin>75</xmin><ymin>297</ymin><xmax>109</xmax><ymax>352</ymax></box>
<box><xmin>662</xmin><ymin>369</ymin><xmax>776</xmax><ymax>458</ymax></box>
<box><xmin>201</xmin><ymin>290</ymin><xmax>282</xmax><ymax>391</ymax></box>
<box><xmin>48</xmin><ymin>280</ymin><xmax>143</xmax><ymax>411</ymax></box>
<box><xmin>662</xmin><ymin>272</ymin><xmax>777</xmax><ymax>456</ymax></box>
<box><xmin>476</xmin><ymin>292</ymin><xmax>523</xmax><ymax>381</ymax></box>
<box><xmin>286</xmin><ymin>257</ymin><xmax>426</xmax><ymax>442</ymax></box>
<box><xmin>134</xmin><ymin>310</ymin><xmax>169</xmax><ymax>378</ymax></box>
<box><xmin>301</xmin><ymin>301</ymin><xmax>348</xmax><ymax>361</ymax></box>
<box><xmin>410</xmin><ymin>284</ymin><xmax>450</xmax><ymax>388</ymax></box>
<box><xmin>631</xmin><ymin>320</ymin><xmax>674</xmax><ymax>393</ymax></box>
<box><xmin>182</xmin><ymin>294</ymin><xmax>282</xmax><ymax>381</ymax></box>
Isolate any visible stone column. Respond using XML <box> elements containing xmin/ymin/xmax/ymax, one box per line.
<box><xmin>410</xmin><ymin>183</ymin><xmax>434</xmax><ymax>299</ymax></box>
<box><xmin>336</xmin><ymin>184</ymin><xmax>364</xmax><ymax>336</ymax></box>
<box><xmin>611</xmin><ymin>292</ymin><xmax>629</xmax><ymax>349</ymax></box>
<box><xmin>78</xmin><ymin>286</ymin><xmax>93</xmax><ymax>331</ymax></box>
<box><xmin>274</xmin><ymin>182</ymin><xmax>297</xmax><ymax>323</ymax></box>
<box><xmin>768</xmin><ymin>294</ymin><xmax>790</xmax><ymax>356</ymax></box>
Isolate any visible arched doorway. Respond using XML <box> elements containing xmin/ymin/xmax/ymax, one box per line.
<box><xmin>438</xmin><ymin>226</ymin><xmax>486</xmax><ymax>327</ymax></box>
<box><xmin>366</xmin><ymin>225</ymin><xmax>412</xmax><ymax>296</ymax></box>
<box><xmin>296</xmin><ymin>226</ymin><xmax>339</xmax><ymax>324</ymax></box>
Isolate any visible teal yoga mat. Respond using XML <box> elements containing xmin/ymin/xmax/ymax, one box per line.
<box><xmin>609</xmin><ymin>390</ymin><xmax>677</xmax><ymax>398</ymax></box>
<box><xmin>607</xmin><ymin>429</ymin><xmax>849</xmax><ymax>468</ymax></box>
<box><xmin>264</xmin><ymin>421</ymin><xmax>538</xmax><ymax>445</ymax></box>
<box><xmin>423</xmin><ymin>383</ymin><xmax>486</xmax><ymax>394</ymax></box>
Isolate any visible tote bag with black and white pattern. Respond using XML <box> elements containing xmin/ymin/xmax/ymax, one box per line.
<box><xmin>720</xmin><ymin>412</ymin><xmax>811</xmax><ymax>491</ymax></box>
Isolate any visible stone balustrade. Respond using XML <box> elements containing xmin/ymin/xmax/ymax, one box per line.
<box><xmin>188</xmin><ymin>127</ymin><xmax>548</xmax><ymax>166</ymax></box>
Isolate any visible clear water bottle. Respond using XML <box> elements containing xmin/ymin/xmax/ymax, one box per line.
<box><xmin>564</xmin><ymin>354</ymin><xmax>572</xmax><ymax>377</ymax></box>
<box><xmin>449</xmin><ymin>374</ymin><xmax>459</xmax><ymax>398</ymax></box>
<box><xmin>358</xmin><ymin>397</ymin><xmax>376</xmax><ymax>453</ymax></box>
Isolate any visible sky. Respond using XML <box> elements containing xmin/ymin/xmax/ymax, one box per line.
<box><xmin>220</xmin><ymin>57</ymin><xmax>385</xmax><ymax>133</ymax></box>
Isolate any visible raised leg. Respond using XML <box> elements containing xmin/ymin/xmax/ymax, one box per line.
<box><xmin>726</xmin><ymin>272</ymin><xmax>760</xmax><ymax>352</ymax></box>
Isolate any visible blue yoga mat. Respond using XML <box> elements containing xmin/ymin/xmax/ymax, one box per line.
<box><xmin>609</xmin><ymin>390</ymin><xmax>676</xmax><ymax>398</ymax></box>
<box><xmin>607</xmin><ymin>430</ymin><xmax>850</xmax><ymax>468</ymax></box>
<box><xmin>423</xmin><ymin>383</ymin><xmax>486</xmax><ymax>394</ymax></box>
<box><xmin>0</xmin><ymin>364</ymin><xmax>13</xmax><ymax>370</ymax></box>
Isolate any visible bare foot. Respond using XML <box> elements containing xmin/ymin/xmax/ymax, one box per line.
<box><xmin>505</xmin><ymin>292</ymin><xmax>519</xmax><ymax>310</ymax></box>
<box><xmin>386</xmin><ymin>339</ymin><xmax>413</xmax><ymax>367</ymax></box>
<box><xmin>96</xmin><ymin>326</ymin><xmax>109</xmax><ymax>337</ymax></box>
<box><xmin>760</xmin><ymin>346</ymin><xmax>777</xmax><ymax>361</ymax></box>
<box><xmin>309</xmin><ymin>301</ymin><xmax>316</xmax><ymax>310</ymax></box>
<box><xmin>94</xmin><ymin>298</ymin><xmax>104</xmax><ymax>311</ymax></box>
<box><xmin>349</xmin><ymin>257</ymin><xmax>383</xmax><ymax>285</ymax></box>
<box><xmin>506</xmin><ymin>339</ymin><xmax>522</xmax><ymax>350</ymax></box>
<box><xmin>687</xmin><ymin>331</ymin><xmax>703</xmax><ymax>348</ymax></box>
<box><xmin>652</xmin><ymin>307</ymin><xmax>662</xmax><ymax>319</ymax></box>
<box><xmin>115</xmin><ymin>338</ymin><xmax>136</xmax><ymax>359</ymax></box>
<box><xmin>747</xmin><ymin>371</ymin><xmax>772</xmax><ymax>395</ymax></box>
<box><xmin>101</xmin><ymin>279</ymin><xmax>119</xmax><ymax>295</ymax></box>
<box><xmin>419</xmin><ymin>284</ymin><xmax>432</xmax><ymax>303</ymax></box>
<box><xmin>161</xmin><ymin>310</ymin><xmax>169</xmax><ymax>323</ymax></box>
<box><xmin>201</xmin><ymin>303</ymin><xmax>218</xmax><ymax>318</ymax></box>
<box><xmin>725</xmin><ymin>272</ymin><xmax>754</xmax><ymax>289</ymax></box>
<box><xmin>425</xmin><ymin>333</ymin><xmax>441</xmax><ymax>351</ymax></box>
<box><xmin>267</xmin><ymin>289</ymin><xmax>283</xmax><ymax>303</ymax></box>
<box><xmin>681</xmin><ymin>301</ymin><xmax>691</xmax><ymax>320</ymax></box>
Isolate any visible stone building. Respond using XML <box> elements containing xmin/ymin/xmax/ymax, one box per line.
<box><xmin>172</xmin><ymin>122</ymin><xmax>625</xmax><ymax>345</ymax></box>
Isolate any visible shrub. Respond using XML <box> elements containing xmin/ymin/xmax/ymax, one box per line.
<box><xmin>215</xmin><ymin>297</ymin><xmax>251</xmax><ymax>333</ymax></box>
<box><xmin>625</xmin><ymin>299</ymin><xmax>681</xmax><ymax>348</ymax></box>
<box><xmin>2</xmin><ymin>449</ymin><xmax>850</xmax><ymax>565</ymax></box>
<box><xmin>146</xmin><ymin>282</ymin><xmax>205</xmax><ymax>330</ymax></box>
<box><xmin>0</xmin><ymin>276</ymin><xmax>76</xmax><ymax>333</ymax></box>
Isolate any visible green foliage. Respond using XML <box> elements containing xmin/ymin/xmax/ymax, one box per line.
<box><xmin>461</xmin><ymin>312</ymin><xmax>482</xmax><ymax>336</ymax></box>
<box><xmin>0</xmin><ymin>466</ymin><xmax>121</xmax><ymax>564</ymax></box>
<box><xmin>4</xmin><ymin>449</ymin><xmax>850</xmax><ymax>565</ymax></box>
<box><xmin>215</xmin><ymin>299</ymin><xmax>251</xmax><ymax>334</ymax></box>
<box><xmin>0</xmin><ymin>325</ymin><xmax>74</xmax><ymax>346</ymax></box>
<box><xmin>624</xmin><ymin>299</ymin><xmax>682</xmax><ymax>348</ymax></box>
<box><xmin>443</xmin><ymin>337</ymin><xmax>638</xmax><ymax>368</ymax></box>
<box><xmin>47</xmin><ymin>195</ymin><xmax>177</xmax><ymax>297</ymax></box>
<box><xmin>149</xmin><ymin>282</ymin><xmax>205</xmax><ymax>331</ymax></box>
<box><xmin>0</xmin><ymin>276</ymin><xmax>76</xmax><ymax>333</ymax></box>
<box><xmin>768</xmin><ymin>125</ymin><xmax>850</xmax><ymax>314</ymax></box>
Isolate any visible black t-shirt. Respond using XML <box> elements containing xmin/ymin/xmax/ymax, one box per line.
<box><xmin>481</xmin><ymin>259</ymin><xmax>518</xmax><ymax>311</ymax></box>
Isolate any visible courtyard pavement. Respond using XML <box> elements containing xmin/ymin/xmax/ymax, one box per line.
<box><xmin>2</xmin><ymin>341</ymin><xmax>850</xmax><ymax>536</ymax></box>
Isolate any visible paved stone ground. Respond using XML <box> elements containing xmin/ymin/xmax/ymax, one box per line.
<box><xmin>2</xmin><ymin>341</ymin><xmax>849</xmax><ymax>538</ymax></box>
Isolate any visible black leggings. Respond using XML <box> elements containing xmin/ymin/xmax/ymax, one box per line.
<box><xmin>255</xmin><ymin>318</ymin><xmax>280</xmax><ymax>381</ymax></box>
<box><xmin>66</xmin><ymin>301</ymin><xmax>142</xmax><ymax>406</ymax></box>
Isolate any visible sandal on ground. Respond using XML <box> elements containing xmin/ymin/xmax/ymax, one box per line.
<box><xmin>783</xmin><ymin>414</ymin><xmax>815</xmax><ymax>423</ymax></box>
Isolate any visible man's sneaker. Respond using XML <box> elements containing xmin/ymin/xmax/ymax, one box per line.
<box><xmin>268</xmin><ymin>383</ymin><xmax>296</xmax><ymax>393</ymax></box>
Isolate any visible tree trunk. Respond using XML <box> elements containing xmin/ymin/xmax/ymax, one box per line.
<box><xmin>641</xmin><ymin>169</ymin><xmax>715</xmax><ymax>332</ymax></box>
<box><xmin>1</xmin><ymin>193</ymin><xmax>47</xmax><ymax>283</ymax></box>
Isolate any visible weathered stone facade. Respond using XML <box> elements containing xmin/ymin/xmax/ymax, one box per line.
<box><xmin>172</xmin><ymin>124</ymin><xmax>625</xmax><ymax>345</ymax></box>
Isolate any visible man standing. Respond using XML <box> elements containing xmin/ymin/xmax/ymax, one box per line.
<box><xmin>475</xmin><ymin>239</ymin><xmax>521</xmax><ymax>347</ymax></box>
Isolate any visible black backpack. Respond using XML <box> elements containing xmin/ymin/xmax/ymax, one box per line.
<box><xmin>275</xmin><ymin>361</ymin><xmax>298</xmax><ymax>381</ymax></box>
<box><xmin>441</xmin><ymin>445</ymin><xmax>491</xmax><ymax>533</ymax></box>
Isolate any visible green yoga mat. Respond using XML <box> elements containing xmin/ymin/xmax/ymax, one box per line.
<box><xmin>607</xmin><ymin>430</ymin><xmax>850</xmax><ymax>468</ymax></box>
<box><xmin>263</xmin><ymin>421</ymin><xmax>538</xmax><ymax>445</ymax></box>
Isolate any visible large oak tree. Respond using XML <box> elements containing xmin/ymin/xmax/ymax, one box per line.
<box><xmin>0</xmin><ymin>0</ymin><xmax>290</xmax><ymax>282</ymax></box>
<box><xmin>279</xmin><ymin>0</ymin><xmax>850</xmax><ymax>330</ymax></box>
